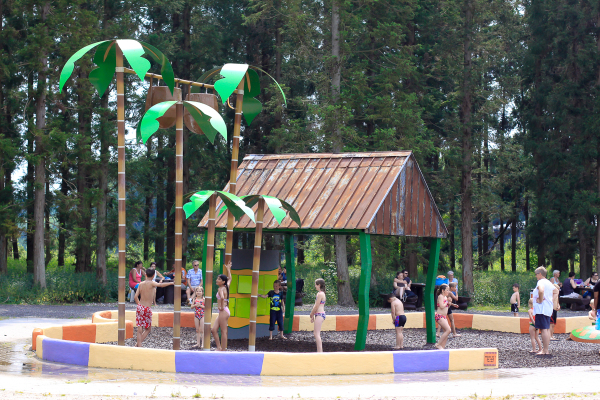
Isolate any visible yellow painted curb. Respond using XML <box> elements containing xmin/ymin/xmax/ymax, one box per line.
<box><xmin>43</xmin><ymin>326</ymin><xmax>62</xmax><ymax>339</ymax></box>
<box><xmin>375</xmin><ymin>313</ymin><xmax>395</xmax><ymax>330</ymax></box>
<box><xmin>405</xmin><ymin>312</ymin><xmax>425</xmax><ymax>329</ymax></box>
<box><xmin>449</xmin><ymin>348</ymin><xmax>498</xmax><ymax>371</ymax></box>
<box><xmin>95</xmin><ymin>322</ymin><xmax>118</xmax><ymax>343</ymax></box>
<box><xmin>261</xmin><ymin>352</ymin><xmax>394</xmax><ymax>376</ymax></box>
<box><xmin>36</xmin><ymin>335</ymin><xmax>44</xmax><ymax>359</ymax></box>
<box><xmin>88</xmin><ymin>343</ymin><xmax>176</xmax><ymax>372</ymax></box>
<box><xmin>565</xmin><ymin>316</ymin><xmax>592</xmax><ymax>333</ymax></box>
<box><xmin>472</xmin><ymin>314</ymin><xmax>520</xmax><ymax>333</ymax></box>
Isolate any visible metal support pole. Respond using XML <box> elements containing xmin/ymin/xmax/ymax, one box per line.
<box><xmin>355</xmin><ymin>231</ymin><xmax>372</xmax><ymax>351</ymax></box>
<box><xmin>425</xmin><ymin>237</ymin><xmax>441</xmax><ymax>343</ymax></box>
<box><xmin>284</xmin><ymin>234</ymin><xmax>296</xmax><ymax>334</ymax></box>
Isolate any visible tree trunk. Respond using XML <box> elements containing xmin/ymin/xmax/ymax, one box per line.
<box><xmin>0</xmin><ymin>166</ymin><xmax>5</xmax><ymax>274</ymax></box>
<box><xmin>580</xmin><ymin>225</ymin><xmax>588</xmax><ymax>278</ymax></box>
<box><xmin>75</xmin><ymin>69</ymin><xmax>92</xmax><ymax>274</ymax></box>
<box><xmin>500</xmin><ymin>217</ymin><xmax>505</xmax><ymax>271</ymax></box>
<box><xmin>27</xmin><ymin>73</ymin><xmax>34</xmax><ymax>273</ymax></box>
<box><xmin>406</xmin><ymin>236</ymin><xmax>418</xmax><ymax>279</ymax></box>
<box><xmin>45</xmin><ymin>180</ymin><xmax>51</xmax><ymax>266</ymax></box>
<box><xmin>96</xmin><ymin>95</ymin><xmax>109</xmax><ymax>284</ymax></box>
<box><xmin>33</xmin><ymin>2</ymin><xmax>50</xmax><ymax>287</ymax></box>
<box><xmin>58</xmin><ymin>165</ymin><xmax>69</xmax><ymax>267</ymax></box>
<box><xmin>524</xmin><ymin>199</ymin><xmax>530</xmax><ymax>270</ymax></box>
<box><xmin>511</xmin><ymin>210</ymin><xmax>517</xmax><ymax>272</ymax></box>
<box><xmin>335</xmin><ymin>235</ymin><xmax>354</xmax><ymax>306</ymax></box>
<box><xmin>460</xmin><ymin>0</ymin><xmax>474</xmax><ymax>296</ymax></box>
<box><xmin>297</xmin><ymin>235</ymin><xmax>305</xmax><ymax>264</ymax></box>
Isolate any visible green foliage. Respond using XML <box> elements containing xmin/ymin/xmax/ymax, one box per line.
<box><xmin>0</xmin><ymin>259</ymin><xmax>117</xmax><ymax>304</ymax></box>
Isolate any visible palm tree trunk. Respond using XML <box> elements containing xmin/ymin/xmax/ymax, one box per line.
<box><xmin>203</xmin><ymin>193</ymin><xmax>217</xmax><ymax>351</ymax></box>
<box><xmin>173</xmin><ymin>102</ymin><xmax>183</xmax><ymax>350</ymax></box>
<box><xmin>224</xmin><ymin>80</ymin><xmax>245</xmax><ymax>272</ymax></box>
<box><xmin>116</xmin><ymin>45</ymin><xmax>126</xmax><ymax>346</ymax></box>
<box><xmin>249</xmin><ymin>197</ymin><xmax>265</xmax><ymax>351</ymax></box>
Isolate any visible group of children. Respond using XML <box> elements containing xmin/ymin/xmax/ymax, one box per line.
<box><xmin>135</xmin><ymin>261</ymin><xmax>292</xmax><ymax>350</ymax></box>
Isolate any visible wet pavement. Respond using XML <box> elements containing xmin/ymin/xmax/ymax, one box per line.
<box><xmin>0</xmin><ymin>317</ymin><xmax>599</xmax><ymax>399</ymax></box>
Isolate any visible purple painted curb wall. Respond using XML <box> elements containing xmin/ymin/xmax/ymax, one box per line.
<box><xmin>393</xmin><ymin>350</ymin><xmax>449</xmax><ymax>373</ymax></box>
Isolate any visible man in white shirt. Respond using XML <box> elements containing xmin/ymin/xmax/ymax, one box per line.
<box><xmin>186</xmin><ymin>260</ymin><xmax>203</xmax><ymax>303</ymax></box>
<box><xmin>533</xmin><ymin>266</ymin><xmax>559</xmax><ymax>355</ymax></box>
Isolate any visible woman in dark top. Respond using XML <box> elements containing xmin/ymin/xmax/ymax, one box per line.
<box><xmin>562</xmin><ymin>272</ymin><xmax>581</xmax><ymax>299</ymax></box>
<box><xmin>583</xmin><ymin>273</ymin><xmax>599</xmax><ymax>298</ymax></box>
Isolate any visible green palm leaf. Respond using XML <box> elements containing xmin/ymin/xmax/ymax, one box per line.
<box><xmin>191</xmin><ymin>67</ymin><xmax>223</xmax><ymax>93</ymax></box>
<box><xmin>89</xmin><ymin>41</ymin><xmax>116</xmax><ymax>97</ymax></box>
<box><xmin>242</xmin><ymin>69</ymin><xmax>263</xmax><ymax>125</ymax></box>
<box><xmin>262</xmin><ymin>196</ymin><xmax>286</xmax><ymax>224</ymax></box>
<box><xmin>183</xmin><ymin>191</ymin><xmax>214</xmax><ymax>219</ymax></box>
<box><xmin>213</xmin><ymin>63</ymin><xmax>249</xmax><ymax>104</ymax></box>
<box><xmin>217</xmin><ymin>192</ymin><xmax>255</xmax><ymax>223</ymax></box>
<box><xmin>183</xmin><ymin>191</ymin><xmax>255</xmax><ymax>222</ymax></box>
<box><xmin>182</xmin><ymin>101</ymin><xmax>227</xmax><ymax>143</ymax></box>
<box><xmin>59</xmin><ymin>40</ymin><xmax>110</xmax><ymax>93</ymax></box>
<box><xmin>139</xmin><ymin>42</ymin><xmax>175</xmax><ymax>95</ymax></box>
<box><xmin>138</xmin><ymin>101</ymin><xmax>177</xmax><ymax>144</ymax></box>
<box><xmin>116</xmin><ymin>39</ymin><xmax>151</xmax><ymax>83</ymax></box>
<box><xmin>249</xmin><ymin>65</ymin><xmax>287</xmax><ymax>106</ymax></box>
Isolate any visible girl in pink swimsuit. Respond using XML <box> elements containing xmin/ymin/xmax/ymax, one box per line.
<box><xmin>212</xmin><ymin>262</ymin><xmax>232</xmax><ymax>351</ymax></box>
<box><xmin>190</xmin><ymin>286</ymin><xmax>205</xmax><ymax>349</ymax></box>
<box><xmin>435</xmin><ymin>284</ymin><xmax>452</xmax><ymax>350</ymax></box>
<box><xmin>310</xmin><ymin>278</ymin><xmax>327</xmax><ymax>352</ymax></box>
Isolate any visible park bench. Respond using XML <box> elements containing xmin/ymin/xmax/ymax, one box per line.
<box><xmin>560</xmin><ymin>296</ymin><xmax>590</xmax><ymax>311</ymax></box>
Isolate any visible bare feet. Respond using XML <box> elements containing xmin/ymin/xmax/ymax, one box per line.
<box><xmin>452</xmin><ymin>333</ymin><xmax>462</xmax><ymax>337</ymax></box>
<box><xmin>435</xmin><ymin>343</ymin><xmax>444</xmax><ymax>350</ymax></box>
<box><xmin>280</xmin><ymin>335</ymin><xmax>287</xmax><ymax>339</ymax></box>
<box><xmin>393</xmin><ymin>346</ymin><xmax>403</xmax><ymax>350</ymax></box>
<box><xmin>529</xmin><ymin>350</ymin><xmax>538</xmax><ymax>354</ymax></box>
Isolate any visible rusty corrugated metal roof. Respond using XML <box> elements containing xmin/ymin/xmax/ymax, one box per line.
<box><xmin>198</xmin><ymin>151</ymin><xmax>447</xmax><ymax>238</ymax></box>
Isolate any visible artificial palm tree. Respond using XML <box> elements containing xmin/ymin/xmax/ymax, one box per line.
<box><xmin>198</xmin><ymin>64</ymin><xmax>286</xmax><ymax>277</ymax></box>
<box><xmin>218</xmin><ymin>195</ymin><xmax>301</xmax><ymax>351</ymax></box>
<box><xmin>138</xmin><ymin>101</ymin><xmax>227</xmax><ymax>350</ymax></box>
<box><xmin>183</xmin><ymin>190</ymin><xmax>255</xmax><ymax>350</ymax></box>
<box><xmin>59</xmin><ymin>39</ymin><xmax>175</xmax><ymax>346</ymax></box>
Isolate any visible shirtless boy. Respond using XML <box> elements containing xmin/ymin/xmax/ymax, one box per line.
<box><xmin>135</xmin><ymin>268</ymin><xmax>174</xmax><ymax>347</ymax></box>
<box><xmin>386</xmin><ymin>293</ymin><xmax>406</xmax><ymax>349</ymax></box>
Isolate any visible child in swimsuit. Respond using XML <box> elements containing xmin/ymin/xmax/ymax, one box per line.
<box><xmin>386</xmin><ymin>293</ymin><xmax>406</xmax><ymax>349</ymax></box>
<box><xmin>510</xmin><ymin>283</ymin><xmax>521</xmax><ymax>317</ymax></box>
<box><xmin>528</xmin><ymin>298</ymin><xmax>542</xmax><ymax>353</ymax></box>
<box><xmin>310</xmin><ymin>279</ymin><xmax>326</xmax><ymax>353</ymax></box>
<box><xmin>435</xmin><ymin>284</ymin><xmax>451</xmax><ymax>350</ymax></box>
<box><xmin>190</xmin><ymin>286</ymin><xmax>205</xmax><ymax>349</ymax></box>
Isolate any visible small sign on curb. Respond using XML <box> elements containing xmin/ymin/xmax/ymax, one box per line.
<box><xmin>484</xmin><ymin>351</ymin><xmax>497</xmax><ymax>367</ymax></box>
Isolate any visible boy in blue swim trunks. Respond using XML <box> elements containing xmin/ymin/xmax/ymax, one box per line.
<box><xmin>386</xmin><ymin>293</ymin><xmax>406</xmax><ymax>349</ymax></box>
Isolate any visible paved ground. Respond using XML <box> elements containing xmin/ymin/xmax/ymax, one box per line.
<box><xmin>0</xmin><ymin>306</ymin><xmax>597</xmax><ymax>399</ymax></box>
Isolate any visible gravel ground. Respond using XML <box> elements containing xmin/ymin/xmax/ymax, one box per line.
<box><xmin>0</xmin><ymin>303</ymin><xmax>590</xmax><ymax>318</ymax></box>
<box><xmin>114</xmin><ymin>326</ymin><xmax>600</xmax><ymax>369</ymax></box>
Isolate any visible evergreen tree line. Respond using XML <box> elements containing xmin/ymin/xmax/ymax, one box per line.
<box><xmin>0</xmin><ymin>0</ymin><xmax>598</xmax><ymax>298</ymax></box>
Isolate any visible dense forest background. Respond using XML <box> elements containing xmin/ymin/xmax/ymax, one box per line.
<box><xmin>1</xmin><ymin>0</ymin><xmax>600</xmax><ymax>303</ymax></box>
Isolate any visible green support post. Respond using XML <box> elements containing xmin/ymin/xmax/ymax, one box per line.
<box><xmin>355</xmin><ymin>231</ymin><xmax>372</xmax><ymax>350</ymax></box>
<box><xmin>425</xmin><ymin>237</ymin><xmax>441</xmax><ymax>344</ymax></box>
<box><xmin>284</xmin><ymin>234</ymin><xmax>296</xmax><ymax>334</ymax></box>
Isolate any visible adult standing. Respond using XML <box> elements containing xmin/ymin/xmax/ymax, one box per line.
<box><xmin>447</xmin><ymin>271</ymin><xmax>458</xmax><ymax>296</ymax></box>
<box><xmin>186</xmin><ymin>260</ymin><xmax>203</xmax><ymax>304</ymax></box>
<box><xmin>550</xmin><ymin>270</ymin><xmax>562</xmax><ymax>287</ymax></box>
<box><xmin>533</xmin><ymin>266</ymin><xmax>559</xmax><ymax>355</ymax></box>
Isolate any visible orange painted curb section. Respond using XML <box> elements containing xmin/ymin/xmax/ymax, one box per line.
<box><xmin>63</xmin><ymin>324</ymin><xmax>96</xmax><ymax>343</ymax></box>
<box><xmin>335</xmin><ymin>315</ymin><xmax>376</xmax><ymax>331</ymax></box>
<box><xmin>159</xmin><ymin>313</ymin><xmax>174</xmax><ymax>327</ymax></box>
<box><xmin>32</xmin><ymin>328</ymin><xmax>43</xmax><ymax>350</ymax></box>
<box><xmin>519</xmin><ymin>318</ymin><xmax>530</xmax><ymax>334</ymax></box>
<box><xmin>451</xmin><ymin>313</ymin><xmax>473</xmax><ymax>329</ymax></box>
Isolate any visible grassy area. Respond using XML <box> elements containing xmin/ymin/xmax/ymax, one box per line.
<box><xmin>0</xmin><ymin>258</ymin><xmax>118</xmax><ymax>304</ymax></box>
